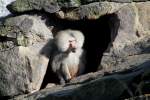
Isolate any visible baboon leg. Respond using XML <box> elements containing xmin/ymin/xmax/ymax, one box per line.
<box><xmin>57</xmin><ymin>73</ymin><xmax>66</xmax><ymax>85</ymax></box>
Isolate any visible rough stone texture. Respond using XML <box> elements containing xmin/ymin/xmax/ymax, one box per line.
<box><xmin>10</xmin><ymin>61</ymin><xmax>150</xmax><ymax>100</ymax></box>
<box><xmin>7</xmin><ymin>0</ymin><xmax>60</xmax><ymax>14</ymax></box>
<box><xmin>136</xmin><ymin>2</ymin><xmax>150</xmax><ymax>33</ymax></box>
<box><xmin>112</xmin><ymin>4</ymin><xmax>137</xmax><ymax>50</ymax></box>
<box><xmin>81</xmin><ymin>0</ymin><xmax>150</xmax><ymax>4</ymax></box>
<box><xmin>100</xmin><ymin>2</ymin><xmax>150</xmax><ymax>72</ymax></box>
<box><xmin>0</xmin><ymin>15</ymin><xmax>53</xmax><ymax>97</ymax></box>
<box><xmin>7</xmin><ymin>0</ymin><xmax>150</xmax><ymax>19</ymax></box>
<box><xmin>125</xmin><ymin>94</ymin><xmax>150</xmax><ymax>100</ymax></box>
<box><xmin>8</xmin><ymin>0</ymin><xmax>150</xmax><ymax>20</ymax></box>
<box><xmin>7</xmin><ymin>0</ymin><xmax>127</xmax><ymax>20</ymax></box>
<box><xmin>57</xmin><ymin>0</ymin><xmax>81</xmax><ymax>8</ymax></box>
<box><xmin>55</xmin><ymin>2</ymin><xmax>127</xmax><ymax>20</ymax></box>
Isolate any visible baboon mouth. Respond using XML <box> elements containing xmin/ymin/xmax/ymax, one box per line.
<box><xmin>71</xmin><ymin>48</ymin><xmax>76</xmax><ymax>53</ymax></box>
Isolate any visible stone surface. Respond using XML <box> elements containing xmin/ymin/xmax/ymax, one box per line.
<box><xmin>126</xmin><ymin>94</ymin><xmax>150</xmax><ymax>100</ymax></box>
<box><xmin>0</xmin><ymin>15</ymin><xmax>53</xmax><ymax>97</ymax></box>
<box><xmin>81</xmin><ymin>0</ymin><xmax>149</xmax><ymax>3</ymax></box>
<box><xmin>57</xmin><ymin>0</ymin><xmax>81</xmax><ymax>8</ymax></box>
<box><xmin>56</xmin><ymin>2</ymin><xmax>127</xmax><ymax>19</ymax></box>
<box><xmin>99</xmin><ymin>3</ymin><xmax>150</xmax><ymax>72</ymax></box>
<box><xmin>7</xmin><ymin>0</ymin><xmax>60</xmax><ymax>14</ymax></box>
<box><xmin>6</xmin><ymin>0</ymin><xmax>150</xmax><ymax>17</ymax></box>
<box><xmin>10</xmin><ymin>61</ymin><xmax>150</xmax><ymax>100</ymax></box>
<box><xmin>136</xmin><ymin>2</ymin><xmax>150</xmax><ymax>33</ymax></box>
<box><xmin>112</xmin><ymin>4</ymin><xmax>137</xmax><ymax>50</ymax></box>
<box><xmin>7</xmin><ymin>0</ymin><xmax>127</xmax><ymax>20</ymax></box>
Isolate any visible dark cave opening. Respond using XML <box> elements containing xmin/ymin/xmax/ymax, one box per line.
<box><xmin>41</xmin><ymin>13</ymin><xmax>120</xmax><ymax>88</ymax></box>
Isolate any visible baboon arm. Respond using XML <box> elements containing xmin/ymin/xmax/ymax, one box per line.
<box><xmin>61</xmin><ymin>63</ymin><xmax>71</xmax><ymax>81</ymax></box>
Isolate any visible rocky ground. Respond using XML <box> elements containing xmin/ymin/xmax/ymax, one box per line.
<box><xmin>0</xmin><ymin>0</ymin><xmax>149</xmax><ymax>100</ymax></box>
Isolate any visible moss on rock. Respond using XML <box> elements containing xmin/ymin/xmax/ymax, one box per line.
<box><xmin>0</xmin><ymin>26</ymin><xmax>13</xmax><ymax>36</ymax></box>
<box><xmin>16</xmin><ymin>35</ymin><xmax>29</xmax><ymax>46</ymax></box>
<box><xmin>7</xmin><ymin>0</ymin><xmax>33</xmax><ymax>13</ymax></box>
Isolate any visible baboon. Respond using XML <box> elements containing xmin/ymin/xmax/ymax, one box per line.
<box><xmin>51</xmin><ymin>29</ymin><xmax>86</xmax><ymax>84</ymax></box>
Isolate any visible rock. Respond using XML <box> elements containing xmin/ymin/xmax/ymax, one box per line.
<box><xmin>55</xmin><ymin>1</ymin><xmax>126</xmax><ymax>20</ymax></box>
<box><xmin>57</xmin><ymin>0</ymin><xmax>81</xmax><ymax>8</ymax></box>
<box><xmin>7</xmin><ymin>0</ymin><xmax>150</xmax><ymax>20</ymax></box>
<box><xmin>10</xmin><ymin>61</ymin><xmax>150</xmax><ymax>100</ymax></box>
<box><xmin>78</xmin><ymin>2</ymin><xmax>125</xmax><ymax>20</ymax></box>
<box><xmin>99</xmin><ymin>2</ymin><xmax>150</xmax><ymax>72</ymax></box>
<box><xmin>110</xmin><ymin>0</ymin><xmax>132</xmax><ymax>2</ymax></box>
<box><xmin>125</xmin><ymin>94</ymin><xmax>150</xmax><ymax>100</ymax></box>
<box><xmin>7</xmin><ymin>0</ymin><xmax>60</xmax><ymax>14</ymax></box>
<box><xmin>133</xmin><ymin>0</ymin><xmax>149</xmax><ymax>2</ymax></box>
<box><xmin>46</xmin><ymin>83</ymin><xmax>56</xmax><ymax>88</ymax></box>
<box><xmin>7</xmin><ymin>0</ymin><xmax>126</xmax><ymax>20</ymax></box>
<box><xmin>0</xmin><ymin>14</ymin><xmax>53</xmax><ymax>97</ymax></box>
<box><xmin>81</xmin><ymin>0</ymin><xmax>149</xmax><ymax>4</ymax></box>
<box><xmin>136</xmin><ymin>2</ymin><xmax>150</xmax><ymax>33</ymax></box>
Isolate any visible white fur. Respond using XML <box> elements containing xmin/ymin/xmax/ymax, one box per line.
<box><xmin>51</xmin><ymin>29</ymin><xmax>85</xmax><ymax>84</ymax></box>
<box><xmin>54</xmin><ymin>29</ymin><xmax>85</xmax><ymax>52</ymax></box>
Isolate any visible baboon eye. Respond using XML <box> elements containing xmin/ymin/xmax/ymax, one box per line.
<box><xmin>69</xmin><ymin>39</ymin><xmax>76</xmax><ymax>43</ymax></box>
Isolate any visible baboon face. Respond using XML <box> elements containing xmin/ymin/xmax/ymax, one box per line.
<box><xmin>68</xmin><ymin>38</ymin><xmax>77</xmax><ymax>52</ymax></box>
<box><xmin>54</xmin><ymin>30</ymin><xmax>84</xmax><ymax>53</ymax></box>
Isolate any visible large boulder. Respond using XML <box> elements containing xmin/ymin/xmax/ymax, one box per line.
<box><xmin>7</xmin><ymin>0</ymin><xmax>127</xmax><ymax>20</ymax></box>
<box><xmin>6</xmin><ymin>0</ymin><xmax>150</xmax><ymax>20</ymax></box>
<box><xmin>10</xmin><ymin>61</ymin><xmax>150</xmax><ymax>100</ymax></box>
<box><xmin>0</xmin><ymin>14</ymin><xmax>53</xmax><ymax>97</ymax></box>
<box><xmin>99</xmin><ymin>2</ymin><xmax>150</xmax><ymax>72</ymax></box>
<box><xmin>7</xmin><ymin>0</ymin><xmax>60</xmax><ymax>14</ymax></box>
